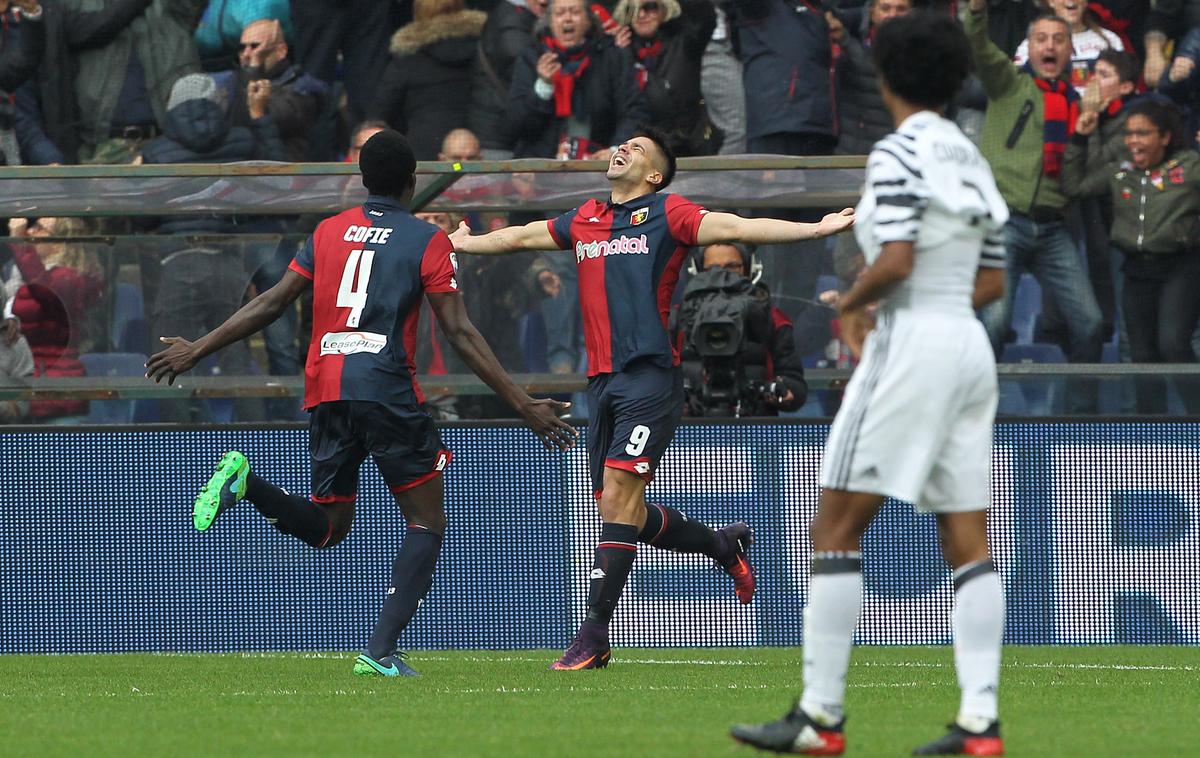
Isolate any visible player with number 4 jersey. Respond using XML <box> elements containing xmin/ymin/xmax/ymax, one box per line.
<box><xmin>451</xmin><ymin>126</ymin><xmax>855</xmax><ymax>671</ymax></box>
<box><xmin>146</xmin><ymin>131</ymin><xmax>577</xmax><ymax>678</ymax></box>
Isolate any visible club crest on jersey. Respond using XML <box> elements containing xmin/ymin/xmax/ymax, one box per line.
<box><xmin>631</xmin><ymin>207</ymin><xmax>650</xmax><ymax>226</ymax></box>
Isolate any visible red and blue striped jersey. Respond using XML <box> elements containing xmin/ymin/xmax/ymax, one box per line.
<box><xmin>547</xmin><ymin>192</ymin><xmax>707</xmax><ymax>376</ymax></box>
<box><xmin>288</xmin><ymin>195</ymin><xmax>459</xmax><ymax>410</ymax></box>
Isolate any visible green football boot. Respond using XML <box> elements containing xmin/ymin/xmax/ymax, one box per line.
<box><xmin>193</xmin><ymin>450</ymin><xmax>250</xmax><ymax>532</ymax></box>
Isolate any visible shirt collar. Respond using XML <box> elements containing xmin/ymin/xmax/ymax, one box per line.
<box><xmin>364</xmin><ymin>194</ymin><xmax>410</xmax><ymax>213</ymax></box>
<box><xmin>607</xmin><ymin>191</ymin><xmax>658</xmax><ymax>209</ymax></box>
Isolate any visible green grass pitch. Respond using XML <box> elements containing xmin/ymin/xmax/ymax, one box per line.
<box><xmin>2</xmin><ymin>646</ymin><xmax>1196</xmax><ymax>756</ymax></box>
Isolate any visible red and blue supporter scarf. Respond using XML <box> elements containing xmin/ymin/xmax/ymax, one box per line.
<box><xmin>1026</xmin><ymin>65</ymin><xmax>1080</xmax><ymax>179</ymax></box>
<box><xmin>542</xmin><ymin>37</ymin><xmax>591</xmax><ymax>117</ymax></box>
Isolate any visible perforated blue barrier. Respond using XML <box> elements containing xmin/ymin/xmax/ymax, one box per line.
<box><xmin>2</xmin><ymin>422</ymin><xmax>1197</xmax><ymax>653</ymax></box>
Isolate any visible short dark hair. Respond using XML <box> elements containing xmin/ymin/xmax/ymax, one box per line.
<box><xmin>872</xmin><ymin>11</ymin><xmax>972</xmax><ymax>110</ymax></box>
<box><xmin>359</xmin><ymin>129</ymin><xmax>417</xmax><ymax>197</ymax></box>
<box><xmin>1125</xmin><ymin>98</ymin><xmax>1186</xmax><ymax>155</ymax></box>
<box><xmin>1027</xmin><ymin>12</ymin><xmax>1070</xmax><ymax>40</ymax></box>
<box><xmin>1096</xmin><ymin>48</ymin><xmax>1139</xmax><ymax>85</ymax></box>
<box><xmin>632</xmin><ymin>125</ymin><xmax>678</xmax><ymax>191</ymax></box>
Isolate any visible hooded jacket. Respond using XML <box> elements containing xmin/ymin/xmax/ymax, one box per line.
<box><xmin>369</xmin><ymin>9</ymin><xmax>487</xmax><ymax>161</ymax></box>
<box><xmin>141</xmin><ymin>88</ymin><xmax>286</xmax><ymax>233</ymax></box>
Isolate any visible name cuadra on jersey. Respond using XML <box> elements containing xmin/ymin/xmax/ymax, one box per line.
<box><xmin>288</xmin><ymin>195</ymin><xmax>458</xmax><ymax>410</ymax></box>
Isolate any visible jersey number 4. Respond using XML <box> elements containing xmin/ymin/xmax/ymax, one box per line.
<box><xmin>337</xmin><ymin>249</ymin><xmax>375</xmax><ymax>327</ymax></box>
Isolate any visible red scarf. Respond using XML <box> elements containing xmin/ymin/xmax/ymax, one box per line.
<box><xmin>542</xmin><ymin>37</ymin><xmax>591</xmax><ymax>118</ymax></box>
<box><xmin>633</xmin><ymin>39</ymin><xmax>662</xmax><ymax>92</ymax></box>
<box><xmin>1032</xmin><ymin>75</ymin><xmax>1079</xmax><ymax>179</ymax></box>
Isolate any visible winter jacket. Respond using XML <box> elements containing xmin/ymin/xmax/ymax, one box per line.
<box><xmin>1063</xmin><ymin>143</ymin><xmax>1200</xmax><ymax>256</ymax></box>
<box><xmin>141</xmin><ymin>97</ymin><xmax>286</xmax><ymax>233</ymax></box>
<box><xmin>369</xmin><ymin>10</ymin><xmax>487</xmax><ymax>161</ymax></box>
<box><xmin>727</xmin><ymin>0</ymin><xmax>834</xmax><ymax>142</ymax></box>
<box><xmin>8</xmin><ymin>243</ymin><xmax>102</xmax><ymax>419</ymax></box>
<box><xmin>616</xmin><ymin>0</ymin><xmax>716</xmax><ymax>154</ymax></box>
<box><xmin>965</xmin><ymin>6</ymin><xmax>1070</xmax><ymax>214</ymax></box>
<box><xmin>37</xmin><ymin>0</ymin><xmax>155</xmax><ymax>163</ymax></box>
<box><xmin>64</xmin><ymin>0</ymin><xmax>206</xmax><ymax>151</ymax></box>
<box><xmin>507</xmin><ymin>28</ymin><xmax>647</xmax><ymax>158</ymax></box>
<box><xmin>221</xmin><ymin>60</ymin><xmax>327</xmax><ymax>161</ymax></box>
<box><xmin>1146</xmin><ymin>0</ymin><xmax>1200</xmax><ymax>41</ymax></box>
<box><xmin>831</xmin><ymin>15</ymin><xmax>890</xmax><ymax>156</ymax></box>
<box><xmin>0</xmin><ymin>6</ymin><xmax>43</xmax><ymax>95</ymax></box>
<box><xmin>469</xmin><ymin>0</ymin><xmax>538</xmax><ymax>151</ymax></box>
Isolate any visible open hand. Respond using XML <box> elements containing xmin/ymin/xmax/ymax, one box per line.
<box><xmin>817</xmin><ymin>208</ymin><xmax>855</xmax><ymax>238</ymax></box>
<box><xmin>145</xmin><ymin>336</ymin><xmax>198</xmax><ymax>385</ymax></box>
<box><xmin>521</xmin><ymin>397</ymin><xmax>578</xmax><ymax>451</ymax></box>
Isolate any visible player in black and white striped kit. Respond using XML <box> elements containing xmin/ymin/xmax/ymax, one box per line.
<box><xmin>732</xmin><ymin>12</ymin><xmax>1009</xmax><ymax>756</ymax></box>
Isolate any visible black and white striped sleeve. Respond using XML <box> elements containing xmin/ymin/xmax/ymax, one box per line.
<box><xmin>867</xmin><ymin>138</ymin><xmax>930</xmax><ymax>244</ymax></box>
<box><xmin>980</xmin><ymin>228</ymin><xmax>1007</xmax><ymax>269</ymax></box>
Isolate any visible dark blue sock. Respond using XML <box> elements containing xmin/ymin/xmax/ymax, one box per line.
<box><xmin>367</xmin><ymin>526</ymin><xmax>443</xmax><ymax>659</ymax></box>
<box><xmin>246</xmin><ymin>473</ymin><xmax>331</xmax><ymax>548</ymax></box>
<box><xmin>584</xmin><ymin>522</ymin><xmax>639</xmax><ymax>626</ymax></box>
<box><xmin>638</xmin><ymin>503</ymin><xmax>722</xmax><ymax>559</ymax></box>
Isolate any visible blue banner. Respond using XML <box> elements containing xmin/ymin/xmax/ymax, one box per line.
<box><xmin>1</xmin><ymin>422</ymin><xmax>1197</xmax><ymax>653</ymax></box>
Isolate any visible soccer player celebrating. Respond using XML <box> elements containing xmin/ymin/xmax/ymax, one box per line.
<box><xmin>450</xmin><ymin>126</ymin><xmax>855</xmax><ymax>670</ymax></box>
<box><xmin>146</xmin><ymin>130</ymin><xmax>577</xmax><ymax>677</ymax></box>
<box><xmin>730</xmin><ymin>13</ymin><xmax>1008</xmax><ymax>756</ymax></box>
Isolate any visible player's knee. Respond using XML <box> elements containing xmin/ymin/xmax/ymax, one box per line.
<box><xmin>318</xmin><ymin>503</ymin><xmax>355</xmax><ymax>549</ymax></box>
<box><xmin>408</xmin><ymin>510</ymin><xmax>446</xmax><ymax>535</ymax></box>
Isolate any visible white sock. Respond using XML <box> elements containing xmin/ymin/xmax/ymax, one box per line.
<box><xmin>953</xmin><ymin>559</ymin><xmax>1004</xmax><ymax>727</ymax></box>
<box><xmin>799</xmin><ymin>552</ymin><xmax>863</xmax><ymax>725</ymax></box>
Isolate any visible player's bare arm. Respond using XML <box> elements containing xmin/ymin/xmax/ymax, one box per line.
<box><xmin>835</xmin><ymin>241</ymin><xmax>915</xmax><ymax>357</ymax></box>
<box><xmin>449</xmin><ymin>218</ymin><xmax>560</xmax><ymax>255</ymax></box>
<box><xmin>694</xmin><ymin>208</ymin><xmax>855</xmax><ymax>247</ymax></box>
<box><xmin>972</xmin><ymin>267</ymin><xmax>1005</xmax><ymax>310</ymax></box>
<box><xmin>145</xmin><ymin>269</ymin><xmax>311</xmax><ymax>385</ymax></box>
<box><xmin>427</xmin><ymin>290</ymin><xmax>578</xmax><ymax>451</ymax></box>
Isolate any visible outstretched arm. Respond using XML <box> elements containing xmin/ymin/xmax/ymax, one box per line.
<box><xmin>145</xmin><ymin>270</ymin><xmax>310</xmax><ymax>384</ymax></box>
<box><xmin>694</xmin><ymin>208</ymin><xmax>855</xmax><ymax>247</ymax></box>
<box><xmin>427</xmin><ymin>291</ymin><xmax>578</xmax><ymax>451</ymax></box>
<box><xmin>449</xmin><ymin>218</ymin><xmax>562</xmax><ymax>255</ymax></box>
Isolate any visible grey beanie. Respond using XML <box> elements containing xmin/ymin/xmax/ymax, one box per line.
<box><xmin>166</xmin><ymin>73</ymin><xmax>228</xmax><ymax>113</ymax></box>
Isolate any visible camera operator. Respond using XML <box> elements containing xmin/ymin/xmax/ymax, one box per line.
<box><xmin>675</xmin><ymin>243</ymin><xmax>808</xmax><ymax>416</ymax></box>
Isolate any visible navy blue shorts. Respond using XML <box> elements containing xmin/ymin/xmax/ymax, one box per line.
<box><xmin>586</xmin><ymin>361</ymin><xmax>684</xmax><ymax>493</ymax></box>
<box><xmin>308</xmin><ymin>401</ymin><xmax>451</xmax><ymax>503</ymax></box>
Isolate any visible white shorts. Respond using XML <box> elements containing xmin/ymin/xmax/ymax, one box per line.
<box><xmin>820</xmin><ymin>310</ymin><xmax>998</xmax><ymax>512</ymax></box>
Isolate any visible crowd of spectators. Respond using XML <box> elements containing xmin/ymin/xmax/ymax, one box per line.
<box><xmin>2</xmin><ymin>0</ymin><xmax>1200</xmax><ymax>421</ymax></box>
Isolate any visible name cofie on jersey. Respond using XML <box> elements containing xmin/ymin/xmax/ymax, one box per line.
<box><xmin>575</xmin><ymin>234</ymin><xmax>650</xmax><ymax>263</ymax></box>
<box><xmin>320</xmin><ymin>331</ymin><xmax>388</xmax><ymax>355</ymax></box>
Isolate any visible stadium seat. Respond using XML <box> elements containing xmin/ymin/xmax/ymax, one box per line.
<box><xmin>1000</xmin><ymin>342</ymin><xmax>1066</xmax><ymax>415</ymax></box>
<box><xmin>78</xmin><ymin>352</ymin><xmax>153</xmax><ymax>424</ymax></box>
<box><xmin>1009</xmin><ymin>274</ymin><xmax>1041</xmax><ymax>346</ymax></box>
<box><xmin>519</xmin><ymin>310</ymin><xmax>549</xmax><ymax>373</ymax></box>
<box><xmin>110</xmin><ymin>283</ymin><xmax>146</xmax><ymax>352</ymax></box>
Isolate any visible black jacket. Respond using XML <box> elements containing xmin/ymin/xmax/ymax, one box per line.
<box><xmin>141</xmin><ymin>98</ymin><xmax>286</xmax><ymax>233</ymax></box>
<box><xmin>224</xmin><ymin>61</ymin><xmax>327</xmax><ymax>162</ymax></box>
<box><xmin>369</xmin><ymin>10</ymin><xmax>487</xmax><ymax>161</ymax></box>
<box><xmin>831</xmin><ymin>13</ymin><xmax>889</xmax><ymax>156</ymax></box>
<box><xmin>507</xmin><ymin>29</ymin><xmax>647</xmax><ymax>158</ymax></box>
<box><xmin>628</xmin><ymin>0</ymin><xmax>716</xmax><ymax>154</ymax></box>
<box><xmin>469</xmin><ymin>0</ymin><xmax>537</xmax><ymax>151</ymax></box>
<box><xmin>38</xmin><ymin>0</ymin><xmax>155</xmax><ymax>163</ymax></box>
<box><xmin>727</xmin><ymin>0</ymin><xmax>834</xmax><ymax>142</ymax></box>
